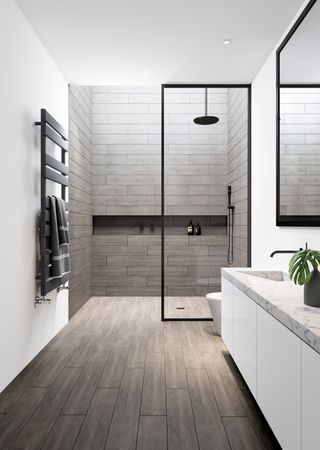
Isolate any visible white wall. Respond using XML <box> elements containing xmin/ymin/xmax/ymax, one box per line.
<box><xmin>0</xmin><ymin>0</ymin><xmax>69</xmax><ymax>392</ymax></box>
<box><xmin>251</xmin><ymin>0</ymin><xmax>320</xmax><ymax>270</ymax></box>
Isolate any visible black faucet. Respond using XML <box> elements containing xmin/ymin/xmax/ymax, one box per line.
<box><xmin>270</xmin><ymin>243</ymin><xmax>307</xmax><ymax>258</ymax></box>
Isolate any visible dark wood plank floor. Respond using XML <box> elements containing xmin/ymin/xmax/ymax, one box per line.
<box><xmin>0</xmin><ymin>297</ymin><xmax>280</xmax><ymax>450</ymax></box>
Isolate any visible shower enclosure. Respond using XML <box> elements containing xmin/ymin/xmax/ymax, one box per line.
<box><xmin>161</xmin><ymin>84</ymin><xmax>251</xmax><ymax>320</ymax></box>
<box><xmin>68</xmin><ymin>83</ymin><xmax>251</xmax><ymax>322</ymax></box>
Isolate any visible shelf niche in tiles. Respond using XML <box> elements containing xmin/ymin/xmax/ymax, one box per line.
<box><xmin>93</xmin><ymin>215</ymin><xmax>227</xmax><ymax>236</ymax></box>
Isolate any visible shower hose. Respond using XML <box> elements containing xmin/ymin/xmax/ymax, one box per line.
<box><xmin>228</xmin><ymin>207</ymin><xmax>234</xmax><ymax>265</ymax></box>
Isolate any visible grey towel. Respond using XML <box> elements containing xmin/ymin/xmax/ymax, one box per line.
<box><xmin>49</xmin><ymin>196</ymin><xmax>70</xmax><ymax>279</ymax></box>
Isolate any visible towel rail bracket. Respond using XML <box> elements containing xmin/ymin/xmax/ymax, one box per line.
<box><xmin>57</xmin><ymin>283</ymin><xmax>69</xmax><ymax>292</ymax></box>
<box><xmin>35</xmin><ymin>296</ymin><xmax>51</xmax><ymax>305</ymax></box>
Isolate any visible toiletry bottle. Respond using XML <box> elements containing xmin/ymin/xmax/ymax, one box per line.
<box><xmin>195</xmin><ymin>222</ymin><xmax>201</xmax><ymax>236</ymax></box>
<box><xmin>188</xmin><ymin>220</ymin><xmax>194</xmax><ymax>235</ymax></box>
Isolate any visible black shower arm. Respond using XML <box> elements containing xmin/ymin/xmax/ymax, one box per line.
<box><xmin>205</xmin><ymin>88</ymin><xmax>207</xmax><ymax>116</ymax></box>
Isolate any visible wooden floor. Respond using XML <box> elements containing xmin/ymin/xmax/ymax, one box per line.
<box><xmin>0</xmin><ymin>297</ymin><xmax>280</xmax><ymax>450</ymax></box>
<box><xmin>165</xmin><ymin>296</ymin><xmax>211</xmax><ymax>318</ymax></box>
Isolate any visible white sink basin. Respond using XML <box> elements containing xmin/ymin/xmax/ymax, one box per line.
<box><xmin>239</xmin><ymin>270</ymin><xmax>290</xmax><ymax>281</ymax></box>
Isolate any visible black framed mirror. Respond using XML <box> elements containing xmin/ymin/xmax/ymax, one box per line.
<box><xmin>276</xmin><ymin>0</ymin><xmax>320</xmax><ymax>226</ymax></box>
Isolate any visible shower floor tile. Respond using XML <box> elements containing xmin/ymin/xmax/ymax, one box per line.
<box><xmin>164</xmin><ymin>296</ymin><xmax>211</xmax><ymax>319</ymax></box>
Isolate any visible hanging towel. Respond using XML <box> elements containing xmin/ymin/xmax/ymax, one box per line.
<box><xmin>49</xmin><ymin>195</ymin><xmax>70</xmax><ymax>279</ymax></box>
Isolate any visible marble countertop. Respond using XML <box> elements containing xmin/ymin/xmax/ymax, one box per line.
<box><xmin>222</xmin><ymin>267</ymin><xmax>320</xmax><ymax>354</ymax></box>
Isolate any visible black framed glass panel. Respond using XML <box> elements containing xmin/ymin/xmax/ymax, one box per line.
<box><xmin>161</xmin><ymin>84</ymin><xmax>251</xmax><ymax>321</ymax></box>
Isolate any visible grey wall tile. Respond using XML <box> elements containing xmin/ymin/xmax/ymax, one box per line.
<box><xmin>69</xmin><ymin>85</ymin><xmax>92</xmax><ymax>317</ymax></box>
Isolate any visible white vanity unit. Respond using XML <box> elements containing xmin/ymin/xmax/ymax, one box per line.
<box><xmin>221</xmin><ymin>268</ymin><xmax>320</xmax><ymax>450</ymax></box>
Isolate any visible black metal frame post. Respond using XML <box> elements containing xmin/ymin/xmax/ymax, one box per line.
<box><xmin>276</xmin><ymin>0</ymin><xmax>320</xmax><ymax>226</ymax></box>
<box><xmin>161</xmin><ymin>84</ymin><xmax>252</xmax><ymax>321</ymax></box>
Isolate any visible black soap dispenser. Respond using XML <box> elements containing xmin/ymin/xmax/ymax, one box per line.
<box><xmin>187</xmin><ymin>220</ymin><xmax>194</xmax><ymax>235</ymax></box>
<box><xmin>195</xmin><ymin>222</ymin><xmax>201</xmax><ymax>236</ymax></box>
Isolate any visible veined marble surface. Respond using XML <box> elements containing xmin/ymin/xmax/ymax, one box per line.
<box><xmin>222</xmin><ymin>267</ymin><xmax>320</xmax><ymax>354</ymax></box>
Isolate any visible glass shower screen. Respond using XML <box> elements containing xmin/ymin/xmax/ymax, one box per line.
<box><xmin>161</xmin><ymin>84</ymin><xmax>250</xmax><ymax>320</ymax></box>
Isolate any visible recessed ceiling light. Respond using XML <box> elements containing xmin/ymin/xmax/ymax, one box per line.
<box><xmin>223</xmin><ymin>39</ymin><xmax>232</xmax><ymax>46</ymax></box>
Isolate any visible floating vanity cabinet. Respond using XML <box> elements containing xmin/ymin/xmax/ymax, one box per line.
<box><xmin>257</xmin><ymin>307</ymin><xmax>301</xmax><ymax>450</ymax></box>
<box><xmin>233</xmin><ymin>286</ymin><xmax>257</xmax><ymax>397</ymax></box>
<box><xmin>301</xmin><ymin>342</ymin><xmax>320</xmax><ymax>450</ymax></box>
<box><xmin>221</xmin><ymin>276</ymin><xmax>234</xmax><ymax>356</ymax></box>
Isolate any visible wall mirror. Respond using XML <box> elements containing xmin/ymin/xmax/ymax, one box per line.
<box><xmin>277</xmin><ymin>0</ymin><xmax>320</xmax><ymax>226</ymax></box>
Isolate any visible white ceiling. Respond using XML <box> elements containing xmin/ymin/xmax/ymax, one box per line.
<box><xmin>15</xmin><ymin>0</ymin><xmax>305</xmax><ymax>85</ymax></box>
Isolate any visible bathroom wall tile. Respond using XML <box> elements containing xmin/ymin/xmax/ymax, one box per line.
<box><xmin>93</xmin><ymin>185</ymin><xmax>127</xmax><ymax>196</ymax></box>
<box><xmin>128</xmin><ymin>236</ymin><xmax>161</xmax><ymax>246</ymax></box>
<box><xmin>127</xmin><ymin>185</ymin><xmax>161</xmax><ymax>195</ymax></box>
<box><xmin>92</xmin><ymin>235</ymin><xmax>128</xmax><ymax>245</ymax></box>
<box><xmin>107</xmin><ymin>255</ymin><xmax>160</xmax><ymax>266</ymax></box>
<box><xmin>129</xmin><ymin>93</ymin><xmax>160</xmax><ymax>103</ymax></box>
<box><xmin>168</xmin><ymin>144</ymin><xmax>227</xmax><ymax>155</ymax></box>
<box><xmin>165</xmin><ymin>165</ymin><xmax>209</xmax><ymax>175</ymax></box>
<box><xmin>149</xmin><ymin>245</ymin><xmax>209</xmax><ymax>256</ymax></box>
<box><xmin>106</xmin><ymin>206</ymin><xmax>161</xmax><ymax>215</ymax></box>
<box><xmin>92</xmin><ymin>93</ymin><xmax>129</xmax><ymax>103</ymax></box>
<box><xmin>108</xmin><ymin>86</ymin><xmax>161</xmax><ymax>94</ymax></box>
<box><xmin>128</xmin><ymin>155</ymin><xmax>161</xmax><ymax>165</ymax></box>
<box><xmin>92</xmin><ymin>134</ymin><xmax>148</xmax><ymax>145</ymax></box>
<box><xmin>164</xmin><ymin>134</ymin><xmax>210</xmax><ymax>145</ymax></box>
<box><xmin>92</xmin><ymin>154</ymin><xmax>127</xmax><ymax>165</ymax></box>
<box><xmin>91</xmin><ymin>114</ymin><xmax>108</xmax><ymax>124</ymax></box>
<box><xmin>92</xmin><ymin>276</ymin><xmax>147</xmax><ymax>287</ymax></box>
<box><xmin>188</xmin><ymin>265</ymin><xmax>223</xmax><ymax>277</ymax></box>
<box><xmin>89</xmin><ymin>86</ymin><xmax>249</xmax><ymax>295</ymax></box>
<box><xmin>92</xmin><ymin>164</ymin><xmax>148</xmax><ymax>175</ymax></box>
<box><xmin>92</xmin><ymin>266</ymin><xmax>127</xmax><ymax>276</ymax></box>
<box><xmin>167</xmin><ymin>175</ymin><xmax>226</xmax><ymax>185</ymax></box>
<box><xmin>164</xmin><ymin>93</ymin><xmax>191</xmax><ymax>103</ymax></box>
<box><xmin>108</xmin><ymin>113</ymin><xmax>160</xmax><ymax>124</ymax></box>
<box><xmin>107</xmin><ymin>175</ymin><xmax>160</xmax><ymax>185</ymax></box>
<box><xmin>106</xmin><ymin>287</ymin><xmax>160</xmax><ymax>296</ymax></box>
<box><xmin>128</xmin><ymin>124</ymin><xmax>160</xmax><ymax>134</ymax></box>
<box><xmin>104</xmin><ymin>144</ymin><xmax>161</xmax><ymax>155</ymax></box>
<box><xmin>188</xmin><ymin>235</ymin><xmax>227</xmax><ymax>246</ymax></box>
<box><xmin>92</xmin><ymin>206</ymin><xmax>106</xmax><ymax>215</ymax></box>
<box><xmin>148</xmin><ymin>134</ymin><xmax>161</xmax><ymax>144</ymax></box>
<box><xmin>92</xmin><ymin>124</ymin><xmax>128</xmax><ymax>134</ymax></box>
<box><xmin>69</xmin><ymin>85</ymin><xmax>92</xmax><ymax>316</ymax></box>
<box><xmin>93</xmin><ymin>196</ymin><xmax>146</xmax><ymax>206</ymax></box>
<box><xmin>92</xmin><ymin>175</ymin><xmax>107</xmax><ymax>185</ymax></box>
<box><xmin>127</xmin><ymin>266</ymin><xmax>183</xmax><ymax>276</ymax></box>
<box><xmin>167</xmin><ymin>255</ymin><xmax>228</xmax><ymax>266</ymax></box>
<box><xmin>92</xmin><ymin>103</ymin><xmax>148</xmax><ymax>114</ymax></box>
<box><xmin>165</xmin><ymin>205</ymin><xmax>227</xmax><ymax>215</ymax></box>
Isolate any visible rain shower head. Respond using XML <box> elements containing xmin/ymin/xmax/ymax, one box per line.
<box><xmin>193</xmin><ymin>88</ymin><xmax>219</xmax><ymax>125</ymax></box>
<box><xmin>193</xmin><ymin>115</ymin><xmax>219</xmax><ymax>125</ymax></box>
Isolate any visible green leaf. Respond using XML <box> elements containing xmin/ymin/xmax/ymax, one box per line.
<box><xmin>288</xmin><ymin>249</ymin><xmax>320</xmax><ymax>285</ymax></box>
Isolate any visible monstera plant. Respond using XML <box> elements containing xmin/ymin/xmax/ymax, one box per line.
<box><xmin>289</xmin><ymin>248</ymin><xmax>320</xmax><ymax>307</ymax></box>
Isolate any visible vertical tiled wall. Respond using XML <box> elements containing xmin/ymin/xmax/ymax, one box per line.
<box><xmin>69</xmin><ymin>85</ymin><xmax>92</xmax><ymax>317</ymax></box>
<box><xmin>92</xmin><ymin>216</ymin><xmax>228</xmax><ymax>296</ymax></box>
<box><xmin>164</xmin><ymin>88</ymin><xmax>228</xmax><ymax>215</ymax></box>
<box><xmin>227</xmin><ymin>88</ymin><xmax>249</xmax><ymax>267</ymax></box>
<box><xmin>90</xmin><ymin>86</ymin><xmax>237</xmax><ymax>296</ymax></box>
<box><xmin>280</xmin><ymin>88</ymin><xmax>320</xmax><ymax>215</ymax></box>
<box><xmin>68</xmin><ymin>86</ymin><xmax>249</xmax><ymax>297</ymax></box>
<box><xmin>91</xmin><ymin>86</ymin><xmax>161</xmax><ymax>216</ymax></box>
<box><xmin>91</xmin><ymin>87</ymin><xmax>229</xmax><ymax>216</ymax></box>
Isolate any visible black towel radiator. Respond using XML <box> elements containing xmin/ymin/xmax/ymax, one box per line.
<box><xmin>35</xmin><ymin>109</ymin><xmax>69</xmax><ymax>303</ymax></box>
